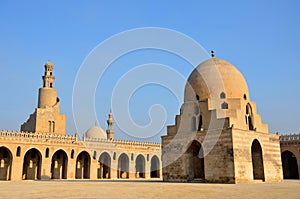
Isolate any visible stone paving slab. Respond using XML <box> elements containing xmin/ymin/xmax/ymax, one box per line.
<box><xmin>0</xmin><ymin>180</ymin><xmax>299</xmax><ymax>199</ymax></box>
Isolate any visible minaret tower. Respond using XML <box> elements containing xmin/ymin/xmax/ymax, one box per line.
<box><xmin>38</xmin><ymin>61</ymin><xmax>57</xmax><ymax>108</ymax></box>
<box><xmin>106</xmin><ymin>111</ymin><xmax>115</xmax><ymax>140</ymax></box>
<box><xmin>21</xmin><ymin>61</ymin><xmax>66</xmax><ymax>135</ymax></box>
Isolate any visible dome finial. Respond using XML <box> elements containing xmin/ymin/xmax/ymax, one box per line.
<box><xmin>211</xmin><ymin>50</ymin><xmax>215</xmax><ymax>58</ymax></box>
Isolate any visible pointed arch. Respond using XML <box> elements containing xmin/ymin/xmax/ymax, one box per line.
<box><xmin>0</xmin><ymin>146</ymin><xmax>12</xmax><ymax>180</ymax></box>
<box><xmin>246</xmin><ymin>103</ymin><xmax>254</xmax><ymax>130</ymax></box>
<box><xmin>150</xmin><ymin>155</ymin><xmax>160</xmax><ymax>178</ymax></box>
<box><xmin>98</xmin><ymin>152</ymin><xmax>111</xmax><ymax>179</ymax></box>
<box><xmin>186</xmin><ymin>140</ymin><xmax>204</xmax><ymax>180</ymax></box>
<box><xmin>75</xmin><ymin>151</ymin><xmax>91</xmax><ymax>179</ymax></box>
<box><xmin>281</xmin><ymin>150</ymin><xmax>299</xmax><ymax>179</ymax></box>
<box><xmin>135</xmin><ymin>154</ymin><xmax>145</xmax><ymax>178</ymax></box>
<box><xmin>251</xmin><ymin>139</ymin><xmax>264</xmax><ymax>180</ymax></box>
<box><xmin>22</xmin><ymin>148</ymin><xmax>42</xmax><ymax>180</ymax></box>
<box><xmin>118</xmin><ymin>153</ymin><xmax>129</xmax><ymax>179</ymax></box>
<box><xmin>51</xmin><ymin>149</ymin><xmax>68</xmax><ymax>179</ymax></box>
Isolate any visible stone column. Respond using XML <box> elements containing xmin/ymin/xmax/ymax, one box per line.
<box><xmin>129</xmin><ymin>158</ymin><xmax>135</xmax><ymax>179</ymax></box>
<box><xmin>11</xmin><ymin>156</ymin><xmax>23</xmax><ymax>181</ymax></box>
<box><xmin>41</xmin><ymin>156</ymin><xmax>51</xmax><ymax>180</ymax></box>
<box><xmin>67</xmin><ymin>156</ymin><xmax>76</xmax><ymax>179</ymax></box>
<box><xmin>110</xmin><ymin>158</ymin><xmax>118</xmax><ymax>179</ymax></box>
<box><xmin>145</xmin><ymin>159</ymin><xmax>151</xmax><ymax>179</ymax></box>
<box><xmin>89</xmin><ymin>158</ymin><xmax>98</xmax><ymax>179</ymax></box>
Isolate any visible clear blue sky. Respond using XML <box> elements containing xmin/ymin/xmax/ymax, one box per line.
<box><xmin>0</xmin><ymin>1</ymin><xmax>299</xmax><ymax>142</ymax></box>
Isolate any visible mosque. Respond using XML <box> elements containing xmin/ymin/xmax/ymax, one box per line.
<box><xmin>0</xmin><ymin>62</ymin><xmax>161</xmax><ymax>181</ymax></box>
<box><xmin>0</xmin><ymin>54</ymin><xmax>299</xmax><ymax>183</ymax></box>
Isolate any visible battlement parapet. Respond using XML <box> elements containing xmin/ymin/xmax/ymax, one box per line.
<box><xmin>280</xmin><ymin>133</ymin><xmax>300</xmax><ymax>146</ymax></box>
<box><xmin>0</xmin><ymin>130</ymin><xmax>78</xmax><ymax>144</ymax></box>
<box><xmin>83</xmin><ymin>137</ymin><xmax>161</xmax><ymax>148</ymax></box>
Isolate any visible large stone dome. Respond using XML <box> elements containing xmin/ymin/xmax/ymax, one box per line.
<box><xmin>184</xmin><ymin>58</ymin><xmax>249</xmax><ymax>101</ymax></box>
<box><xmin>85</xmin><ymin>125</ymin><xmax>107</xmax><ymax>139</ymax></box>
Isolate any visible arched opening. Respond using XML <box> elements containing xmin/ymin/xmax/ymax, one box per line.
<box><xmin>198</xmin><ymin>115</ymin><xmax>203</xmax><ymax>131</ymax></box>
<box><xmin>98</xmin><ymin>152</ymin><xmax>111</xmax><ymax>179</ymax></box>
<box><xmin>220</xmin><ymin>92</ymin><xmax>226</xmax><ymax>99</ymax></box>
<box><xmin>221</xmin><ymin>102</ymin><xmax>228</xmax><ymax>109</ymax></box>
<box><xmin>246</xmin><ymin>104</ymin><xmax>254</xmax><ymax>130</ymax></box>
<box><xmin>186</xmin><ymin>140</ymin><xmax>204</xmax><ymax>180</ymax></box>
<box><xmin>131</xmin><ymin>153</ymin><xmax>134</xmax><ymax>161</ymax></box>
<box><xmin>135</xmin><ymin>154</ymin><xmax>145</xmax><ymax>178</ymax></box>
<box><xmin>71</xmin><ymin>149</ymin><xmax>74</xmax><ymax>159</ymax></box>
<box><xmin>22</xmin><ymin>148</ymin><xmax>42</xmax><ymax>180</ymax></box>
<box><xmin>150</xmin><ymin>155</ymin><xmax>160</xmax><ymax>178</ymax></box>
<box><xmin>45</xmin><ymin>148</ymin><xmax>49</xmax><ymax>158</ymax></box>
<box><xmin>282</xmin><ymin>151</ymin><xmax>299</xmax><ymax>179</ymax></box>
<box><xmin>75</xmin><ymin>151</ymin><xmax>91</xmax><ymax>179</ymax></box>
<box><xmin>51</xmin><ymin>150</ymin><xmax>68</xmax><ymax>179</ymax></box>
<box><xmin>118</xmin><ymin>153</ymin><xmax>129</xmax><ymax>179</ymax></box>
<box><xmin>16</xmin><ymin>146</ymin><xmax>21</xmax><ymax>157</ymax></box>
<box><xmin>251</xmin><ymin>139</ymin><xmax>264</xmax><ymax>180</ymax></box>
<box><xmin>0</xmin><ymin>147</ymin><xmax>12</xmax><ymax>180</ymax></box>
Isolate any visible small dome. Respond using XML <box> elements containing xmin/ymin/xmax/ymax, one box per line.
<box><xmin>85</xmin><ymin>126</ymin><xmax>107</xmax><ymax>139</ymax></box>
<box><xmin>184</xmin><ymin>58</ymin><xmax>249</xmax><ymax>101</ymax></box>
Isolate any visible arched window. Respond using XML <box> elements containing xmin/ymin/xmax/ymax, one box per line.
<box><xmin>243</xmin><ymin>94</ymin><xmax>247</xmax><ymax>100</ymax></box>
<box><xmin>131</xmin><ymin>153</ymin><xmax>134</xmax><ymax>161</ymax></box>
<box><xmin>71</xmin><ymin>149</ymin><xmax>74</xmax><ymax>159</ymax></box>
<box><xmin>220</xmin><ymin>92</ymin><xmax>226</xmax><ymax>99</ymax></box>
<box><xmin>196</xmin><ymin>95</ymin><xmax>200</xmax><ymax>101</ymax></box>
<box><xmin>147</xmin><ymin>154</ymin><xmax>149</xmax><ymax>162</ymax></box>
<box><xmin>16</xmin><ymin>146</ymin><xmax>21</xmax><ymax>157</ymax></box>
<box><xmin>246</xmin><ymin>104</ymin><xmax>254</xmax><ymax>130</ymax></box>
<box><xmin>49</xmin><ymin>121</ymin><xmax>55</xmax><ymax>132</ymax></box>
<box><xmin>93</xmin><ymin>151</ymin><xmax>97</xmax><ymax>160</ymax></box>
<box><xmin>198</xmin><ymin>115</ymin><xmax>203</xmax><ymax>131</ymax></box>
<box><xmin>221</xmin><ymin>102</ymin><xmax>228</xmax><ymax>109</ymax></box>
<box><xmin>113</xmin><ymin>152</ymin><xmax>116</xmax><ymax>160</ymax></box>
<box><xmin>45</xmin><ymin>148</ymin><xmax>49</xmax><ymax>158</ymax></box>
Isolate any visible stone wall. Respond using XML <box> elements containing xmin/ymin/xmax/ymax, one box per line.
<box><xmin>232</xmin><ymin>129</ymin><xmax>282</xmax><ymax>183</ymax></box>
<box><xmin>162</xmin><ymin>129</ymin><xmax>235</xmax><ymax>183</ymax></box>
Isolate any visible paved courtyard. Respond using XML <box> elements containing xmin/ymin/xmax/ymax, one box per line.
<box><xmin>0</xmin><ymin>180</ymin><xmax>299</xmax><ymax>199</ymax></box>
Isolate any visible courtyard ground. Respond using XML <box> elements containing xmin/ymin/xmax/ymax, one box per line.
<box><xmin>0</xmin><ymin>180</ymin><xmax>299</xmax><ymax>199</ymax></box>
